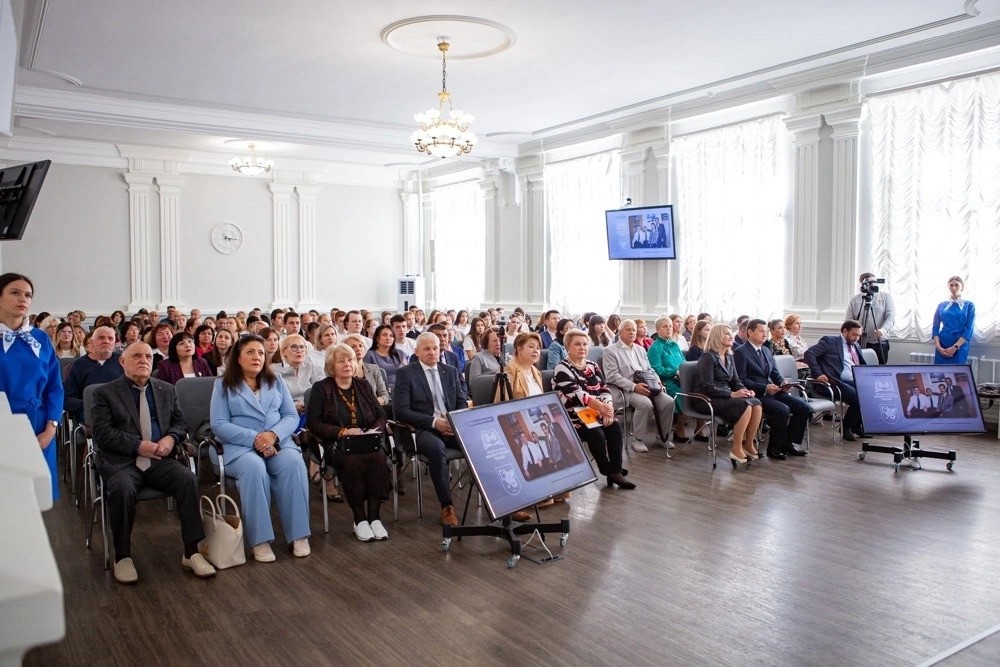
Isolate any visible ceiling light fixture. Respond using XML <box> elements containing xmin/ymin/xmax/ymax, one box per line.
<box><xmin>411</xmin><ymin>39</ymin><xmax>476</xmax><ymax>159</ymax></box>
<box><xmin>229</xmin><ymin>143</ymin><xmax>273</xmax><ymax>176</ymax></box>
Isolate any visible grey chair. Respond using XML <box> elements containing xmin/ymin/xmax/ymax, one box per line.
<box><xmin>469</xmin><ymin>374</ymin><xmax>499</xmax><ymax>406</ymax></box>
<box><xmin>586</xmin><ymin>346</ymin><xmax>605</xmax><ymax>363</ymax></box>
<box><xmin>860</xmin><ymin>348</ymin><xmax>879</xmax><ymax>366</ymax></box>
<box><xmin>773</xmin><ymin>355</ymin><xmax>839</xmax><ymax>448</ymax></box>
<box><xmin>175</xmin><ymin>377</ymin><xmax>217</xmax><ymax>475</ymax></box>
<box><xmin>674</xmin><ymin>361</ymin><xmax>723</xmax><ymax>468</ymax></box>
<box><xmin>386</xmin><ymin>420</ymin><xmax>466</xmax><ymax>520</ymax></box>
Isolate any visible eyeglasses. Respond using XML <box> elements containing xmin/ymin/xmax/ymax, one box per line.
<box><xmin>287</xmin><ymin>344</ymin><xmax>307</xmax><ymax>351</ymax></box>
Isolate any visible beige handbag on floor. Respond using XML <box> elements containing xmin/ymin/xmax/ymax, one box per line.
<box><xmin>199</xmin><ymin>494</ymin><xmax>246</xmax><ymax>569</ymax></box>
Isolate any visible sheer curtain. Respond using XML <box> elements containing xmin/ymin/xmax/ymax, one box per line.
<box><xmin>430</xmin><ymin>180</ymin><xmax>485</xmax><ymax>310</ymax></box>
<box><xmin>546</xmin><ymin>152</ymin><xmax>622</xmax><ymax>315</ymax></box>
<box><xmin>864</xmin><ymin>72</ymin><xmax>1000</xmax><ymax>342</ymax></box>
<box><xmin>672</xmin><ymin>116</ymin><xmax>787</xmax><ymax>319</ymax></box>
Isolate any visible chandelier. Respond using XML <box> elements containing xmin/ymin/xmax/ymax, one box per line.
<box><xmin>229</xmin><ymin>143</ymin><xmax>273</xmax><ymax>176</ymax></box>
<box><xmin>411</xmin><ymin>40</ymin><xmax>476</xmax><ymax>159</ymax></box>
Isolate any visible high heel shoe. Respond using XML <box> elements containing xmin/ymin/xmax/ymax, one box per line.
<box><xmin>606</xmin><ymin>473</ymin><xmax>636</xmax><ymax>489</ymax></box>
<box><xmin>729</xmin><ymin>452</ymin><xmax>748</xmax><ymax>469</ymax></box>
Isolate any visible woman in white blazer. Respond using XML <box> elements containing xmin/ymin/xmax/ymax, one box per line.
<box><xmin>210</xmin><ymin>333</ymin><xmax>311</xmax><ymax>563</ymax></box>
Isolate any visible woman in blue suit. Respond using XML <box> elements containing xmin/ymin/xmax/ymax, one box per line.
<box><xmin>932</xmin><ymin>275</ymin><xmax>976</xmax><ymax>365</ymax></box>
<box><xmin>210</xmin><ymin>334</ymin><xmax>310</xmax><ymax>563</ymax></box>
<box><xmin>0</xmin><ymin>273</ymin><xmax>63</xmax><ymax>502</ymax></box>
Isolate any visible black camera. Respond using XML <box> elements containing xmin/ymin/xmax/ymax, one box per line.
<box><xmin>861</xmin><ymin>277</ymin><xmax>885</xmax><ymax>295</ymax></box>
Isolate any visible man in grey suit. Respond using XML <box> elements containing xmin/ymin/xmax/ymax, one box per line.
<box><xmin>393</xmin><ymin>332</ymin><xmax>468</xmax><ymax>527</ymax></box>
<box><xmin>91</xmin><ymin>342</ymin><xmax>215</xmax><ymax>584</ymax></box>
<box><xmin>601</xmin><ymin>320</ymin><xmax>674</xmax><ymax>452</ymax></box>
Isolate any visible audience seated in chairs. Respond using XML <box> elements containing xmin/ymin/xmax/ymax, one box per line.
<box><xmin>602</xmin><ymin>319</ymin><xmax>675</xmax><ymax>453</ymax></box>
<box><xmin>734</xmin><ymin>319</ymin><xmax>810</xmax><ymax>460</ymax></box>
<box><xmin>147</xmin><ymin>323</ymin><xmax>174</xmax><ymax>372</ymax></box>
<box><xmin>392</xmin><ymin>332</ymin><xmax>468</xmax><ymax>527</ymax></box>
<box><xmin>462</xmin><ymin>316</ymin><xmax>488</xmax><ymax>361</ymax></box>
<box><xmin>553</xmin><ymin>329</ymin><xmax>634</xmax><ymax>489</ymax></box>
<box><xmin>634</xmin><ymin>318</ymin><xmax>653</xmax><ymax>350</ymax></box>
<box><xmin>65</xmin><ymin>326</ymin><xmax>123</xmax><ymax>424</ymax></box>
<box><xmin>587</xmin><ymin>315</ymin><xmax>613</xmax><ymax>348</ymax></box>
<box><xmin>271</xmin><ymin>334</ymin><xmax>325</xmax><ymax>428</ymax></box>
<box><xmin>390</xmin><ymin>314</ymin><xmax>417</xmax><ymax>358</ymax></box>
<box><xmin>91</xmin><ymin>342</ymin><xmax>215</xmax><ymax>584</ymax></box>
<box><xmin>648</xmin><ymin>315</ymin><xmax>703</xmax><ymax>444</ymax></box>
<box><xmin>364</xmin><ymin>324</ymin><xmax>407</xmax><ymax>394</ymax></box>
<box><xmin>309</xmin><ymin>323</ymin><xmax>338</xmax><ymax>368</ymax></box>
<box><xmin>344</xmin><ymin>333</ymin><xmax>390</xmax><ymax>407</ymax></box>
<box><xmin>467</xmin><ymin>327</ymin><xmax>503</xmax><ymax>383</ymax></box>
<box><xmin>306</xmin><ymin>344</ymin><xmax>391</xmax><ymax>542</ymax></box>
<box><xmin>209</xmin><ymin>334</ymin><xmax>311</xmax><ymax>563</ymax></box>
<box><xmin>804</xmin><ymin>319</ymin><xmax>868</xmax><ymax>441</ymax></box>
<box><xmin>669</xmin><ymin>314</ymin><xmax>689</xmax><ymax>353</ymax></box>
<box><xmin>694</xmin><ymin>324</ymin><xmax>763</xmax><ymax>466</ymax></box>
<box><xmin>685</xmin><ymin>320</ymin><xmax>711</xmax><ymax>362</ymax></box>
<box><xmin>53</xmin><ymin>321</ymin><xmax>81</xmax><ymax>358</ymax></box>
<box><xmin>545</xmin><ymin>318</ymin><xmax>575</xmax><ymax>370</ymax></box>
<box><xmin>155</xmin><ymin>332</ymin><xmax>214</xmax><ymax>384</ymax></box>
<box><xmin>204</xmin><ymin>327</ymin><xmax>234</xmax><ymax>376</ymax></box>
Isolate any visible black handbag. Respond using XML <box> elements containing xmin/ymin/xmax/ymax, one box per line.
<box><xmin>339</xmin><ymin>432</ymin><xmax>384</xmax><ymax>455</ymax></box>
<box><xmin>632</xmin><ymin>369</ymin><xmax>663</xmax><ymax>397</ymax></box>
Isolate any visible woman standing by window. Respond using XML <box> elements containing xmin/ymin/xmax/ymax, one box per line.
<box><xmin>933</xmin><ymin>276</ymin><xmax>976</xmax><ymax>365</ymax></box>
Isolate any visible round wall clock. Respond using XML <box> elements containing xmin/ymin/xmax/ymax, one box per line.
<box><xmin>211</xmin><ymin>223</ymin><xmax>245</xmax><ymax>254</ymax></box>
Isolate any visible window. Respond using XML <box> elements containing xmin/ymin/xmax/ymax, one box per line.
<box><xmin>864</xmin><ymin>71</ymin><xmax>1000</xmax><ymax>342</ymax></box>
<box><xmin>672</xmin><ymin>116</ymin><xmax>788</xmax><ymax>318</ymax></box>
<box><xmin>430</xmin><ymin>180</ymin><xmax>485</xmax><ymax>310</ymax></box>
<box><xmin>545</xmin><ymin>152</ymin><xmax>622</xmax><ymax>315</ymax></box>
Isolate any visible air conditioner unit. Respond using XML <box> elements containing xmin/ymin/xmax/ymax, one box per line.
<box><xmin>397</xmin><ymin>275</ymin><xmax>425</xmax><ymax>313</ymax></box>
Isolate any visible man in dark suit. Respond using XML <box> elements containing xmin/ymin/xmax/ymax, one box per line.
<box><xmin>393</xmin><ymin>332</ymin><xmax>469</xmax><ymax>527</ymax></box>
<box><xmin>91</xmin><ymin>342</ymin><xmax>215</xmax><ymax>584</ymax></box>
<box><xmin>944</xmin><ymin>377</ymin><xmax>969</xmax><ymax>417</ymax></box>
<box><xmin>804</xmin><ymin>319</ymin><xmax>868</xmax><ymax>441</ymax></box>
<box><xmin>734</xmin><ymin>319</ymin><xmax>810</xmax><ymax>459</ymax></box>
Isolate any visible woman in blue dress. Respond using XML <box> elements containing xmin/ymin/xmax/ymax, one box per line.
<box><xmin>932</xmin><ymin>275</ymin><xmax>976</xmax><ymax>365</ymax></box>
<box><xmin>0</xmin><ymin>273</ymin><xmax>64</xmax><ymax>501</ymax></box>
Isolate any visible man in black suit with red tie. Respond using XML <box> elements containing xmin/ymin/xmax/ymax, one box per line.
<box><xmin>804</xmin><ymin>319</ymin><xmax>868</xmax><ymax>441</ymax></box>
<box><xmin>393</xmin><ymin>332</ymin><xmax>468</xmax><ymax>527</ymax></box>
<box><xmin>735</xmin><ymin>319</ymin><xmax>810</xmax><ymax>460</ymax></box>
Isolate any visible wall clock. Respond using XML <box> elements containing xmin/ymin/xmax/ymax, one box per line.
<box><xmin>211</xmin><ymin>223</ymin><xmax>244</xmax><ymax>255</ymax></box>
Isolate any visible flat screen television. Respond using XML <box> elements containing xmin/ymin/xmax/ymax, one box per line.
<box><xmin>447</xmin><ymin>393</ymin><xmax>597</xmax><ymax>521</ymax></box>
<box><xmin>605</xmin><ymin>204</ymin><xmax>676</xmax><ymax>260</ymax></box>
<box><xmin>0</xmin><ymin>159</ymin><xmax>51</xmax><ymax>241</ymax></box>
<box><xmin>851</xmin><ymin>364</ymin><xmax>986</xmax><ymax>435</ymax></box>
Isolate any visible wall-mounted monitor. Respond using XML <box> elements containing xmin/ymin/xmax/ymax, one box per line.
<box><xmin>852</xmin><ymin>364</ymin><xmax>986</xmax><ymax>435</ymax></box>
<box><xmin>605</xmin><ymin>204</ymin><xmax>676</xmax><ymax>260</ymax></box>
<box><xmin>0</xmin><ymin>160</ymin><xmax>51</xmax><ymax>241</ymax></box>
<box><xmin>447</xmin><ymin>393</ymin><xmax>597</xmax><ymax>521</ymax></box>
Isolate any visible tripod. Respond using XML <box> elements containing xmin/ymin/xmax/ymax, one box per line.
<box><xmin>857</xmin><ymin>296</ymin><xmax>887</xmax><ymax>364</ymax></box>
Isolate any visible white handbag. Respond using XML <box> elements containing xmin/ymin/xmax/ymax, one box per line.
<box><xmin>199</xmin><ymin>494</ymin><xmax>246</xmax><ymax>569</ymax></box>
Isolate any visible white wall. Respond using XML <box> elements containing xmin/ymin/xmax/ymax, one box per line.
<box><xmin>0</xmin><ymin>164</ymin><xmax>130</xmax><ymax>314</ymax></box>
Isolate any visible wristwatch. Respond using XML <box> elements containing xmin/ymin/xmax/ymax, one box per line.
<box><xmin>49</xmin><ymin>420</ymin><xmax>59</xmax><ymax>429</ymax></box>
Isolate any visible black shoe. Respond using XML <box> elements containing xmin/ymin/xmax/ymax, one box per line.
<box><xmin>761</xmin><ymin>423</ymin><xmax>771</xmax><ymax>434</ymax></box>
<box><xmin>842</xmin><ymin>430</ymin><xmax>857</xmax><ymax>442</ymax></box>
<box><xmin>855</xmin><ymin>432</ymin><xmax>872</xmax><ymax>440</ymax></box>
<box><xmin>767</xmin><ymin>450</ymin><xmax>787</xmax><ymax>460</ymax></box>
<box><xmin>606</xmin><ymin>473</ymin><xmax>636</xmax><ymax>489</ymax></box>
<box><xmin>786</xmin><ymin>447</ymin><xmax>807</xmax><ymax>457</ymax></box>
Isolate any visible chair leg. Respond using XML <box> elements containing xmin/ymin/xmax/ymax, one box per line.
<box><xmin>416</xmin><ymin>460</ymin><xmax>423</xmax><ymax>518</ymax></box>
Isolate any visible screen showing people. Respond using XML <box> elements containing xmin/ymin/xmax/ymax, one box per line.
<box><xmin>447</xmin><ymin>393</ymin><xmax>597</xmax><ymax>520</ymax></box>
<box><xmin>852</xmin><ymin>364</ymin><xmax>986</xmax><ymax>435</ymax></box>
<box><xmin>605</xmin><ymin>205</ymin><xmax>676</xmax><ymax>260</ymax></box>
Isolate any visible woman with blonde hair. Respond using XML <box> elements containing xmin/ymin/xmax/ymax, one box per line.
<box><xmin>694</xmin><ymin>324</ymin><xmax>763</xmax><ymax>467</ymax></box>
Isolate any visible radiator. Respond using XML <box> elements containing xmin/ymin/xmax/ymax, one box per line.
<box><xmin>907</xmin><ymin>353</ymin><xmax>1000</xmax><ymax>383</ymax></box>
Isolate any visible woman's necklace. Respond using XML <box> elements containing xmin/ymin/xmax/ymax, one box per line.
<box><xmin>336</xmin><ymin>383</ymin><xmax>358</xmax><ymax>426</ymax></box>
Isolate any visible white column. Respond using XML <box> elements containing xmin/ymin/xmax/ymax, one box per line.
<box><xmin>519</xmin><ymin>167</ymin><xmax>545</xmax><ymax>311</ymax></box>
<box><xmin>295</xmin><ymin>185</ymin><xmax>320</xmax><ymax>311</ymax></box>
<box><xmin>652</xmin><ymin>143</ymin><xmax>673</xmax><ymax>313</ymax></box>
<box><xmin>479</xmin><ymin>174</ymin><xmax>499</xmax><ymax>306</ymax></box>
<box><xmin>270</xmin><ymin>183</ymin><xmax>295</xmax><ymax>308</ymax></box>
<box><xmin>399</xmin><ymin>190</ymin><xmax>421</xmax><ymax>276</ymax></box>
<box><xmin>619</xmin><ymin>148</ymin><xmax>647</xmax><ymax>314</ymax></box>
<box><xmin>124</xmin><ymin>173</ymin><xmax>154</xmax><ymax>311</ymax></box>
<box><xmin>783</xmin><ymin>113</ymin><xmax>824</xmax><ymax>319</ymax></box>
<box><xmin>154</xmin><ymin>175</ymin><xmax>184</xmax><ymax>310</ymax></box>
<box><xmin>823</xmin><ymin>105</ymin><xmax>863</xmax><ymax>319</ymax></box>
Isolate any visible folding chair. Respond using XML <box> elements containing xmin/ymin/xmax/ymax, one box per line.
<box><xmin>773</xmin><ymin>355</ymin><xmax>839</xmax><ymax>448</ymax></box>
<box><xmin>674</xmin><ymin>361</ymin><xmax>725</xmax><ymax>468</ymax></box>
<box><xmin>386</xmin><ymin>420</ymin><xmax>466</xmax><ymax>521</ymax></box>
<box><xmin>175</xmin><ymin>377</ymin><xmax>218</xmax><ymax>475</ymax></box>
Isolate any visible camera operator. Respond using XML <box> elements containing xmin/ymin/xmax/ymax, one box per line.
<box><xmin>845</xmin><ymin>272</ymin><xmax>895</xmax><ymax>364</ymax></box>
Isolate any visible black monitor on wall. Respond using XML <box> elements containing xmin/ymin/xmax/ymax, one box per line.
<box><xmin>0</xmin><ymin>159</ymin><xmax>51</xmax><ymax>241</ymax></box>
<box><xmin>605</xmin><ymin>204</ymin><xmax>676</xmax><ymax>260</ymax></box>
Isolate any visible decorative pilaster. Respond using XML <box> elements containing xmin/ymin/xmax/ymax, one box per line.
<box><xmin>479</xmin><ymin>167</ymin><xmax>500</xmax><ymax>306</ymax></box>
<box><xmin>652</xmin><ymin>142</ymin><xmax>673</xmax><ymax>313</ymax></box>
<box><xmin>620</xmin><ymin>148</ymin><xmax>647</xmax><ymax>314</ymax></box>
<box><xmin>519</xmin><ymin>165</ymin><xmax>545</xmax><ymax>310</ymax></box>
<box><xmin>823</xmin><ymin>105</ymin><xmax>863</xmax><ymax>318</ymax></box>
<box><xmin>400</xmin><ymin>190</ymin><xmax>421</xmax><ymax>276</ymax></box>
<box><xmin>269</xmin><ymin>183</ymin><xmax>295</xmax><ymax>308</ymax></box>
<box><xmin>154</xmin><ymin>175</ymin><xmax>184</xmax><ymax>310</ymax></box>
<box><xmin>124</xmin><ymin>173</ymin><xmax>154</xmax><ymax>311</ymax></box>
<box><xmin>783</xmin><ymin>113</ymin><xmax>824</xmax><ymax>318</ymax></box>
<box><xmin>295</xmin><ymin>185</ymin><xmax>320</xmax><ymax>311</ymax></box>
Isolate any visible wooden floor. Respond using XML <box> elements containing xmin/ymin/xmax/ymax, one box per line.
<box><xmin>25</xmin><ymin>426</ymin><xmax>1000</xmax><ymax>667</ymax></box>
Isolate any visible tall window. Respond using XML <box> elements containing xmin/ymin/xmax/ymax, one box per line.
<box><xmin>430</xmin><ymin>180</ymin><xmax>485</xmax><ymax>310</ymax></box>
<box><xmin>864</xmin><ymin>71</ymin><xmax>1000</xmax><ymax>342</ymax></box>
<box><xmin>546</xmin><ymin>152</ymin><xmax>622</xmax><ymax>315</ymax></box>
<box><xmin>672</xmin><ymin>116</ymin><xmax>787</xmax><ymax>318</ymax></box>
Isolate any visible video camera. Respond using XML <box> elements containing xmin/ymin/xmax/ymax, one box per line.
<box><xmin>861</xmin><ymin>277</ymin><xmax>886</xmax><ymax>299</ymax></box>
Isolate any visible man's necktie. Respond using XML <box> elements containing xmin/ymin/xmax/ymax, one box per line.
<box><xmin>136</xmin><ymin>384</ymin><xmax>152</xmax><ymax>471</ymax></box>
<box><xmin>427</xmin><ymin>368</ymin><xmax>448</xmax><ymax>416</ymax></box>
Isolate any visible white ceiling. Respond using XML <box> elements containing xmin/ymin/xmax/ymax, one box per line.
<box><xmin>9</xmin><ymin>0</ymin><xmax>1000</xmax><ymax>170</ymax></box>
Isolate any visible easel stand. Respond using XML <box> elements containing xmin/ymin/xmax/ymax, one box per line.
<box><xmin>441</xmin><ymin>475</ymin><xmax>570</xmax><ymax>568</ymax></box>
<box><xmin>858</xmin><ymin>434</ymin><xmax>956</xmax><ymax>472</ymax></box>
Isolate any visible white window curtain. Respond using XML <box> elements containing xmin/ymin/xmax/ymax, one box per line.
<box><xmin>545</xmin><ymin>152</ymin><xmax>623</xmax><ymax>315</ymax></box>
<box><xmin>672</xmin><ymin>116</ymin><xmax>787</xmax><ymax>319</ymax></box>
<box><xmin>864</xmin><ymin>72</ymin><xmax>1000</xmax><ymax>342</ymax></box>
<box><xmin>430</xmin><ymin>180</ymin><xmax>485</xmax><ymax>310</ymax></box>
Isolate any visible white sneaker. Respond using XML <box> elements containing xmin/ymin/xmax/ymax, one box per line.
<box><xmin>252</xmin><ymin>542</ymin><xmax>276</xmax><ymax>563</ymax></box>
<box><xmin>113</xmin><ymin>557</ymin><xmax>139</xmax><ymax>584</ymax></box>
<box><xmin>370</xmin><ymin>520</ymin><xmax>389</xmax><ymax>541</ymax></box>
<box><xmin>181</xmin><ymin>553</ymin><xmax>217</xmax><ymax>578</ymax></box>
<box><xmin>354</xmin><ymin>521</ymin><xmax>375</xmax><ymax>542</ymax></box>
<box><xmin>631</xmin><ymin>440</ymin><xmax>649</xmax><ymax>452</ymax></box>
<box><xmin>291</xmin><ymin>538</ymin><xmax>311</xmax><ymax>557</ymax></box>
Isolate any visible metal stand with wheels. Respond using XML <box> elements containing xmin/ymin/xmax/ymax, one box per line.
<box><xmin>858</xmin><ymin>434</ymin><xmax>956</xmax><ymax>472</ymax></box>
